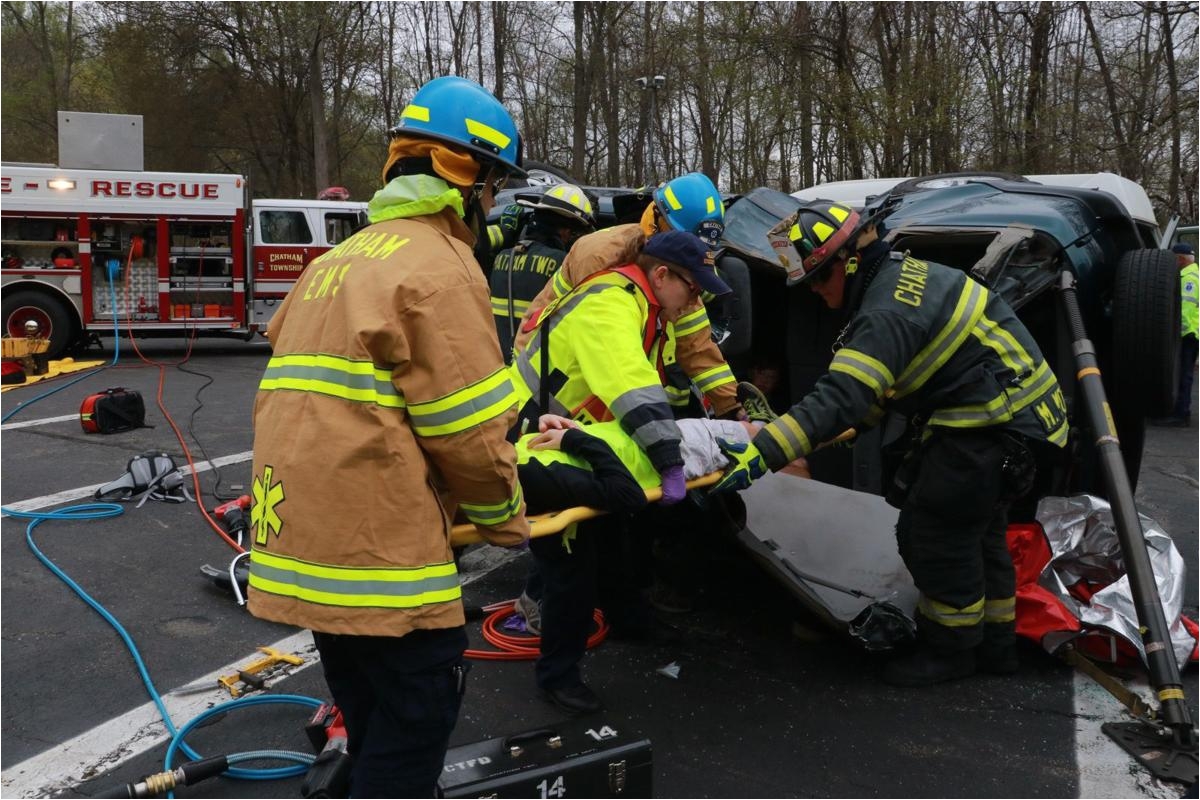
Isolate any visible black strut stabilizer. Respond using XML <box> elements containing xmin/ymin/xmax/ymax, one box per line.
<box><xmin>1058</xmin><ymin>272</ymin><xmax>1197</xmax><ymax>785</ymax></box>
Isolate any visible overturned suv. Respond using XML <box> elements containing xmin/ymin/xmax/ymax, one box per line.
<box><xmin>491</xmin><ymin>170</ymin><xmax>1179</xmax><ymax>501</ymax></box>
<box><xmin>718</xmin><ymin>172</ymin><xmax>1180</xmax><ymax>502</ymax></box>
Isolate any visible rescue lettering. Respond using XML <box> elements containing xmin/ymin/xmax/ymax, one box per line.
<box><xmin>893</xmin><ymin>258</ymin><xmax>929</xmax><ymax>307</ymax></box>
<box><xmin>91</xmin><ymin>180</ymin><xmax>221</xmax><ymax>199</ymax></box>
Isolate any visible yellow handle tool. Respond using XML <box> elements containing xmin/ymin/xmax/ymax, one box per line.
<box><xmin>449</xmin><ymin>471</ymin><xmax>723</xmax><ymax>547</ymax></box>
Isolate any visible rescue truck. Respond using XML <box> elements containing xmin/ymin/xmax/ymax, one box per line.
<box><xmin>1</xmin><ymin>163</ymin><xmax>366</xmax><ymax>358</ymax></box>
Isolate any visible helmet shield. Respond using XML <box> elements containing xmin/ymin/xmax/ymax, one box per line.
<box><xmin>516</xmin><ymin>183</ymin><xmax>595</xmax><ymax>229</ymax></box>
<box><xmin>768</xmin><ymin>201</ymin><xmax>861</xmax><ymax>286</ymax></box>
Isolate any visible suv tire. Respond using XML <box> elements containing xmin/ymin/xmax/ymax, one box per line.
<box><xmin>1110</xmin><ymin>249</ymin><xmax>1181</xmax><ymax>417</ymax></box>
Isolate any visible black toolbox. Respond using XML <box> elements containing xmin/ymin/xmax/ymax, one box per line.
<box><xmin>439</xmin><ymin>719</ymin><xmax>652</xmax><ymax>798</ymax></box>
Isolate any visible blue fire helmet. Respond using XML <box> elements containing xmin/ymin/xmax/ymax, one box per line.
<box><xmin>653</xmin><ymin>172</ymin><xmax>725</xmax><ymax>246</ymax></box>
<box><xmin>388</xmin><ymin>76</ymin><xmax>525</xmax><ymax>177</ymax></box>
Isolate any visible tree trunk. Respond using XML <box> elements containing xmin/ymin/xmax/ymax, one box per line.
<box><xmin>309</xmin><ymin>33</ymin><xmax>330</xmax><ymax>196</ymax></box>
<box><xmin>571</xmin><ymin>1</ymin><xmax>588</xmax><ymax>178</ymax></box>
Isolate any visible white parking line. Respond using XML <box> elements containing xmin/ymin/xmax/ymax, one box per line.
<box><xmin>0</xmin><ymin>631</ymin><xmax>318</xmax><ymax>799</ymax></box>
<box><xmin>1074</xmin><ymin>671</ymin><xmax>1185</xmax><ymax>798</ymax></box>
<box><xmin>1</xmin><ymin>451</ymin><xmax>253</xmax><ymax>514</ymax></box>
<box><xmin>0</xmin><ymin>539</ymin><xmax>518</xmax><ymax>798</ymax></box>
<box><xmin>1</xmin><ymin>413</ymin><xmax>79</xmax><ymax>431</ymax></box>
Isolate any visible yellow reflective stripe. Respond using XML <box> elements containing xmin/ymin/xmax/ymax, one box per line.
<box><xmin>984</xmin><ymin>597</ymin><xmax>1016</xmax><ymax>624</ymax></box>
<box><xmin>763</xmin><ymin>414</ymin><xmax>813</xmax><ymax>461</ymax></box>
<box><xmin>673</xmin><ymin>306</ymin><xmax>710</xmax><ymax>338</ymax></box>
<box><xmin>408</xmin><ymin>367</ymin><xmax>517</xmax><ymax>437</ymax></box>
<box><xmin>706</xmin><ymin>196</ymin><xmax>716</xmax><ymax>214</ymax></box>
<box><xmin>971</xmin><ymin>312</ymin><xmax>1035</xmax><ymax>375</ymax></box>
<box><xmin>1046</xmin><ymin>418</ymin><xmax>1069</xmax><ymax>446</ymax></box>
<box><xmin>488</xmin><ymin>224</ymin><xmax>504</xmax><ymax>249</ymax></box>
<box><xmin>830</xmin><ymin>348</ymin><xmax>895</xmax><ymax>399</ymax></box>
<box><xmin>465</xmin><ymin>118</ymin><xmax>511</xmax><ymax>149</ymax></box>
<box><xmin>664</xmin><ymin>384</ymin><xmax>691</xmax><ymax>407</ymax></box>
<box><xmin>693</xmin><ymin>364</ymin><xmax>735</xmax><ymax>393</ymax></box>
<box><xmin>917</xmin><ymin>594</ymin><xmax>985</xmax><ymax>627</ymax></box>
<box><xmin>249</xmin><ymin>548</ymin><xmax>461</xmax><ymax>609</ymax></box>
<box><xmin>928</xmin><ymin>361</ymin><xmax>1057</xmax><ymax>428</ymax></box>
<box><xmin>662</xmin><ymin>185</ymin><xmax>683</xmax><ymax>211</ymax></box>
<box><xmin>491</xmin><ymin>296</ymin><xmax>531</xmax><ymax>317</ymax></box>
<box><xmin>401</xmin><ymin>104</ymin><xmax>430</xmax><ymax>122</ymax></box>
<box><xmin>895</xmin><ymin>280</ymin><xmax>987</xmax><ymax>398</ymax></box>
<box><xmin>459</xmin><ymin>483</ymin><xmax>523</xmax><ymax>526</ymax></box>
<box><xmin>259</xmin><ymin>354</ymin><xmax>405</xmax><ymax>409</ymax></box>
<box><xmin>552</xmin><ymin>269</ymin><xmax>573</xmax><ymax>299</ymax></box>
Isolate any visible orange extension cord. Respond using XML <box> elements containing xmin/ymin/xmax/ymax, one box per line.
<box><xmin>466</xmin><ymin>599</ymin><xmax>610</xmax><ymax>661</ymax></box>
<box><xmin>117</xmin><ymin>240</ymin><xmax>244</xmax><ymax>554</ymax></box>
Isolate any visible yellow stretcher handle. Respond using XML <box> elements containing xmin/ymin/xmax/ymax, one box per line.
<box><xmin>449</xmin><ymin>471</ymin><xmax>723</xmax><ymax>547</ymax></box>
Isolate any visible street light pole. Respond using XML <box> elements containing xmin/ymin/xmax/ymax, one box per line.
<box><xmin>635</xmin><ymin>74</ymin><xmax>666</xmax><ymax>185</ymax></box>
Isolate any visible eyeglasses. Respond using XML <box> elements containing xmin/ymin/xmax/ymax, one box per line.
<box><xmin>667</xmin><ymin>267</ymin><xmax>701</xmax><ymax>297</ymax></box>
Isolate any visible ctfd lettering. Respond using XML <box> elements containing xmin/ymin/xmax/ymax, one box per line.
<box><xmin>893</xmin><ymin>258</ymin><xmax>929</xmax><ymax>307</ymax></box>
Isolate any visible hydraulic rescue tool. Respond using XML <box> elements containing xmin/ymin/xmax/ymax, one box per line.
<box><xmin>218</xmin><ymin>646</ymin><xmax>305</xmax><ymax>697</ymax></box>
<box><xmin>95</xmin><ymin>756</ymin><xmax>230</xmax><ymax>799</ymax></box>
<box><xmin>213</xmin><ymin>494</ymin><xmax>251</xmax><ymax>542</ymax></box>
<box><xmin>301</xmin><ymin>703</ymin><xmax>353</xmax><ymax>798</ymax></box>
<box><xmin>1058</xmin><ymin>271</ymin><xmax>1197</xmax><ymax>784</ymax></box>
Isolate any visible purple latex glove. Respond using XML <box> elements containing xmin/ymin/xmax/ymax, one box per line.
<box><xmin>659</xmin><ymin>465</ymin><xmax>687</xmax><ymax>506</ymax></box>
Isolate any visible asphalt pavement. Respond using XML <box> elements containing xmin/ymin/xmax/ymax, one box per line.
<box><xmin>1</xmin><ymin>337</ymin><xmax>1196</xmax><ymax>799</ymax></box>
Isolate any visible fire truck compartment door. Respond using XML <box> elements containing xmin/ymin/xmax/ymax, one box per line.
<box><xmin>736</xmin><ymin>472</ymin><xmax>918</xmax><ymax>624</ymax></box>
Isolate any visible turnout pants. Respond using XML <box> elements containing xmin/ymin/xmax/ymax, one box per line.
<box><xmin>894</xmin><ymin>428</ymin><xmax>1018</xmax><ymax>653</ymax></box>
<box><xmin>312</xmin><ymin>627</ymin><xmax>468</xmax><ymax>798</ymax></box>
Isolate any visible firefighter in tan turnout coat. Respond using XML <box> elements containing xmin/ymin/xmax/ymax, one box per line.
<box><xmin>248</xmin><ymin>76</ymin><xmax>529</xmax><ymax>798</ymax></box>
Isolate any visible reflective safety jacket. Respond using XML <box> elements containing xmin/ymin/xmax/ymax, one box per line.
<box><xmin>1182</xmin><ymin>263</ymin><xmax>1198</xmax><ymax>339</ymax></box>
<box><xmin>514</xmin><ymin>225</ymin><xmax>738</xmax><ymax>415</ymax></box>
<box><xmin>753</xmin><ymin>246</ymin><xmax>1069</xmax><ymax>471</ymax></box>
<box><xmin>510</xmin><ymin>264</ymin><xmax>685</xmax><ymax>472</ymax></box>
<box><xmin>516</xmin><ymin>421</ymin><xmax>663</xmax><ymax>493</ymax></box>
<box><xmin>489</xmin><ymin>233</ymin><xmax>568</xmax><ymax>360</ymax></box>
<box><xmin>248</xmin><ymin>174</ymin><xmax>528</xmax><ymax>638</ymax></box>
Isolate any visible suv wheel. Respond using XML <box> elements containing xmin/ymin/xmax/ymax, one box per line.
<box><xmin>1110</xmin><ymin>248</ymin><xmax>1181</xmax><ymax>417</ymax></box>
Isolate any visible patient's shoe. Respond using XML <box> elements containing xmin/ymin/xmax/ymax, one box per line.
<box><xmin>737</xmin><ymin>381</ymin><xmax>777</xmax><ymax>423</ymax></box>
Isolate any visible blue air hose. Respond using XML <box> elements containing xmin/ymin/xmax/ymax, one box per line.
<box><xmin>1</xmin><ymin>503</ymin><xmax>318</xmax><ymax>791</ymax></box>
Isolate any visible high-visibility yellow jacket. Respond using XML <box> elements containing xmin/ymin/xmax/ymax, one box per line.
<box><xmin>248</xmin><ymin>174</ymin><xmax>528</xmax><ymax>638</ymax></box>
<box><xmin>754</xmin><ymin>244</ymin><xmax>1069</xmax><ymax>470</ymax></box>
<box><xmin>510</xmin><ymin>264</ymin><xmax>685</xmax><ymax>472</ymax></box>
<box><xmin>1182</xmin><ymin>262</ymin><xmax>1198</xmax><ymax>338</ymax></box>
<box><xmin>514</xmin><ymin>225</ymin><xmax>738</xmax><ymax>416</ymax></box>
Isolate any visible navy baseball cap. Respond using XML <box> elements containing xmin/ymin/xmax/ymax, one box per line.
<box><xmin>1172</xmin><ymin>242</ymin><xmax>1194</xmax><ymax>255</ymax></box>
<box><xmin>643</xmin><ymin>230</ymin><xmax>731</xmax><ymax>295</ymax></box>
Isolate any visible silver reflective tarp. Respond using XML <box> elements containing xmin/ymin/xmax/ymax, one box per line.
<box><xmin>1036</xmin><ymin>494</ymin><xmax>1193</xmax><ymax>669</ymax></box>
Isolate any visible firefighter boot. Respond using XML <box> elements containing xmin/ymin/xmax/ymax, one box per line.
<box><xmin>883</xmin><ymin>644</ymin><xmax>976</xmax><ymax>687</ymax></box>
<box><xmin>976</xmin><ymin>622</ymin><xmax>1018</xmax><ymax>675</ymax></box>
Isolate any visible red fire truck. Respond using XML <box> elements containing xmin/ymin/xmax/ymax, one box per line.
<box><xmin>1</xmin><ymin>163</ymin><xmax>366</xmax><ymax>358</ymax></box>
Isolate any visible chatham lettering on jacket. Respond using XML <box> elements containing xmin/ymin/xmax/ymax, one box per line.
<box><xmin>893</xmin><ymin>258</ymin><xmax>929</xmax><ymax>307</ymax></box>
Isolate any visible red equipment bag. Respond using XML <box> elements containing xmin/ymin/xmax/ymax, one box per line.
<box><xmin>80</xmin><ymin>388</ymin><xmax>147</xmax><ymax>434</ymax></box>
<box><xmin>1</xmin><ymin>361</ymin><xmax>26</xmax><ymax>385</ymax></box>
